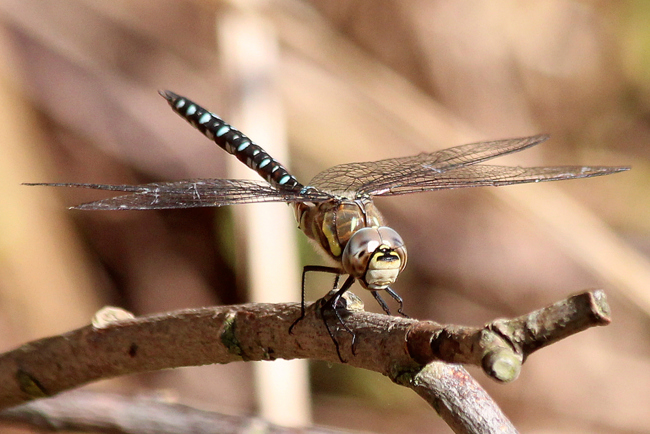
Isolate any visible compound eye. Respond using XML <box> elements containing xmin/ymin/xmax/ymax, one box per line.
<box><xmin>342</xmin><ymin>227</ymin><xmax>408</xmax><ymax>289</ymax></box>
<box><xmin>342</xmin><ymin>228</ymin><xmax>380</xmax><ymax>279</ymax></box>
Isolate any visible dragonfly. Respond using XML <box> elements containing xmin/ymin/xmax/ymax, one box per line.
<box><xmin>26</xmin><ymin>91</ymin><xmax>629</xmax><ymax>360</ymax></box>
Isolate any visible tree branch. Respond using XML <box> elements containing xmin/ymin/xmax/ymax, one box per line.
<box><xmin>0</xmin><ymin>390</ymin><xmax>350</xmax><ymax>434</ymax></box>
<box><xmin>0</xmin><ymin>290</ymin><xmax>610</xmax><ymax>433</ymax></box>
<box><xmin>401</xmin><ymin>362</ymin><xmax>517</xmax><ymax>433</ymax></box>
<box><xmin>407</xmin><ymin>290</ymin><xmax>610</xmax><ymax>382</ymax></box>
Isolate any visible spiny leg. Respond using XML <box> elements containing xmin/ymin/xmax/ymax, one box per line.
<box><xmin>321</xmin><ymin>275</ymin><xmax>357</xmax><ymax>361</ymax></box>
<box><xmin>325</xmin><ymin>277</ymin><xmax>357</xmax><ymax>339</ymax></box>
<box><xmin>332</xmin><ymin>273</ymin><xmax>341</xmax><ymax>290</ymax></box>
<box><xmin>286</xmin><ymin>265</ymin><xmax>357</xmax><ymax>361</ymax></box>
<box><xmin>371</xmin><ymin>291</ymin><xmax>392</xmax><ymax>315</ymax></box>
<box><xmin>289</xmin><ymin>265</ymin><xmax>342</xmax><ymax>334</ymax></box>
<box><xmin>384</xmin><ymin>287</ymin><xmax>409</xmax><ymax>318</ymax></box>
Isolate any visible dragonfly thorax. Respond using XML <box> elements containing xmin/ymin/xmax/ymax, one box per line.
<box><xmin>294</xmin><ymin>198</ymin><xmax>384</xmax><ymax>261</ymax></box>
<box><xmin>342</xmin><ymin>226</ymin><xmax>407</xmax><ymax>290</ymax></box>
<box><xmin>294</xmin><ymin>197</ymin><xmax>407</xmax><ymax>289</ymax></box>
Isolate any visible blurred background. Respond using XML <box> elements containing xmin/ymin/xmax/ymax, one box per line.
<box><xmin>0</xmin><ymin>0</ymin><xmax>648</xmax><ymax>433</ymax></box>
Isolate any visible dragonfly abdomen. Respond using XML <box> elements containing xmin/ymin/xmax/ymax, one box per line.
<box><xmin>160</xmin><ymin>90</ymin><xmax>302</xmax><ymax>190</ymax></box>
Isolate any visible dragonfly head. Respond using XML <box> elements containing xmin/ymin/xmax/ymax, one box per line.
<box><xmin>342</xmin><ymin>227</ymin><xmax>407</xmax><ymax>290</ymax></box>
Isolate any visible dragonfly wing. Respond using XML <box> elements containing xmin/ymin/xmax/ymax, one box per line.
<box><xmin>364</xmin><ymin>165</ymin><xmax>630</xmax><ymax>196</ymax></box>
<box><xmin>25</xmin><ymin>179</ymin><xmax>333</xmax><ymax>210</ymax></box>
<box><xmin>308</xmin><ymin>135</ymin><xmax>549</xmax><ymax>196</ymax></box>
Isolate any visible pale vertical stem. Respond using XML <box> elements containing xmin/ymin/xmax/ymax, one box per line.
<box><xmin>217</xmin><ymin>8</ymin><xmax>312</xmax><ymax>426</ymax></box>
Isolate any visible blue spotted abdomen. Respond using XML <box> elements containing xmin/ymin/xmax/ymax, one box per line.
<box><xmin>160</xmin><ymin>90</ymin><xmax>302</xmax><ymax>190</ymax></box>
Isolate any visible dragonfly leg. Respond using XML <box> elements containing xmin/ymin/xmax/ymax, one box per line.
<box><xmin>371</xmin><ymin>291</ymin><xmax>392</xmax><ymax>315</ymax></box>
<box><xmin>384</xmin><ymin>287</ymin><xmax>409</xmax><ymax>318</ymax></box>
<box><xmin>332</xmin><ymin>273</ymin><xmax>341</xmax><ymax>290</ymax></box>
<box><xmin>289</xmin><ymin>265</ymin><xmax>342</xmax><ymax>334</ymax></box>
<box><xmin>321</xmin><ymin>274</ymin><xmax>357</xmax><ymax>361</ymax></box>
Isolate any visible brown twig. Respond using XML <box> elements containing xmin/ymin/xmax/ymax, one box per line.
<box><xmin>400</xmin><ymin>362</ymin><xmax>518</xmax><ymax>434</ymax></box>
<box><xmin>407</xmin><ymin>290</ymin><xmax>611</xmax><ymax>382</ymax></box>
<box><xmin>0</xmin><ymin>290</ymin><xmax>611</xmax><ymax>433</ymax></box>
<box><xmin>0</xmin><ymin>390</ymin><xmax>350</xmax><ymax>434</ymax></box>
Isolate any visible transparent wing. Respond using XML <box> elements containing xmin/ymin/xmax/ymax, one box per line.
<box><xmin>362</xmin><ymin>165</ymin><xmax>630</xmax><ymax>196</ymax></box>
<box><xmin>308</xmin><ymin>135</ymin><xmax>550</xmax><ymax>196</ymax></box>
<box><xmin>24</xmin><ymin>179</ymin><xmax>333</xmax><ymax>210</ymax></box>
